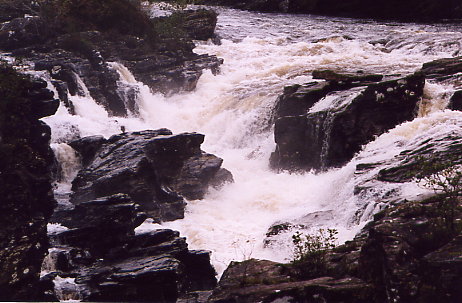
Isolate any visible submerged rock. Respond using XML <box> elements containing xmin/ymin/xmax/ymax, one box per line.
<box><xmin>0</xmin><ymin>65</ymin><xmax>58</xmax><ymax>300</ymax></box>
<box><xmin>70</xmin><ymin>129</ymin><xmax>231</xmax><ymax>222</ymax></box>
<box><xmin>271</xmin><ymin>72</ymin><xmax>425</xmax><ymax>171</ymax></box>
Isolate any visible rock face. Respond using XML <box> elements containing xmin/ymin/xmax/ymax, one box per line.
<box><xmin>48</xmin><ymin>194</ymin><xmax>217</xmax><ymax>302</ymax></box>
<box><xmin>0</xmin><ymin>64</ymin><xmax>58</xmax><ymax>300</ymax></box>
<box><xmin>71</xmin><ymin>130</ymin><xmax>232</xmax><ymax>222</ymax></box>
<box><xmin>271</xmin><ymin>72</ymin><xmax>425</xmax><ymax>171</ymax></box>
<box><xmin>199</xmin><ymin>0</ymin><xmax>462</xmax><ymax>21</ymax></box>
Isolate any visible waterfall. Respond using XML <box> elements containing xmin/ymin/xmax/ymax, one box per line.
<box><xmin>42</xmin><ymin>7</ymin><xmax>462</xmax><ymax>277</ymax></box>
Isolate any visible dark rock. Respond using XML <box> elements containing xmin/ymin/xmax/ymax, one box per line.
<box><xmin>312</xmin><ymin>70</ymin><xmax>384</xmax><ymax>83</ymax></box>
<box><xmin>51</xmin><ymin>194</ymin><xmax>146</xmax><ymax>258</ymax></box>
<box><xmin>77</xmin><ymin>255</ymin><xmax>186</xmax><ymax>302</ymax></box>
<box><xmin>449</xmin><ymin>90</ymin><xmax>462</xmax><ymax>111</ymax></box>
<box><xmin>49</xmin><ymin>206</ymin><xmax>217</xmax><ymax>301</ymax></box>
<box><xmin>421</xmin><ymin>57</ymin><xmax>462</xmax><ymax>80</ymax></box>
<box><xmin>0</xmin><ymin>64</ymin><xmax>57</xmax><ymax>300</ymax></box>
<box><xmin>2</xmin><ymin>7</ymin><xmax>223</xmax><ymax>117</ymax></box>
<box><xmin>209</xmin><ymin>259</ymin><xmax>373</xmax><ymax>303</ymax></box>
<box><xmin>273</xmin><ymin>82</ymin><xmax>333</xmax><ymax>119</ymax></box>
<box><xmin>199</xmin><ymin>0</ymin><xmax>462</xmax><ymax>21</ymax></box>
<box><xmin>377</xmin><ymin>133</ymin><xmax>462</xmax><ymax>183</ymax></box>
<box><xmin>209</xmin><ymin>168</ymin><xmax>234</xmax><ymax>189</ymax></box>
<box><xmin>68</xmin><ymin>135</ymin><xmax>107</xmax><ymax>167</ymax></box>
<box><xmin>51</xmin><ymin>80</ymin><xmax>75</xmax><ymax>115</ymax></box>
<box><xmin>271</xmin><ymin>72</ymin><xmax>425</xmax><ymax>171</ymax></box>
<box><xmin>71</xmin><ymin>129</ymin><xmax>231</xmax><ymax>222</ymax></box>
<box><xmin>173</xmin><ymin>9</ymin><xmax>218</xmax><ymax>41</ymax></box>
<box><xmin>0</xmin><ymin>16</ymin><xmax>50</xmax><ymax>50</ymax></box>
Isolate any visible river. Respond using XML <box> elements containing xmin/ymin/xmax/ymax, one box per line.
<box><xmin>44</xmin><ymin>6</ymin><xmax>462</xmax><ymax>275</ymax></box>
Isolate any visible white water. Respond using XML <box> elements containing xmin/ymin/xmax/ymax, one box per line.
<box><xmin>42</xmin><ymin>7</ymin><xmax>462</xmax><ymax>275</ymax></box>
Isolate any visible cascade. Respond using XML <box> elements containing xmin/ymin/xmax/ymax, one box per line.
<box><xmin>41</xmin><ymin>7</ymin><xmax>462</xmax><ymax>278</ymax></box>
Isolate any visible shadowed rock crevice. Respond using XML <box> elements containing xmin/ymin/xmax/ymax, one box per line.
<box><xmin>0</xmin><ymin>64</ymin><xmax>58</xmax><ymax>300</ymax></box>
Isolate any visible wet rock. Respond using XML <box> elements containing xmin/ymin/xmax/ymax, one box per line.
<box><xmin>420</xmin><ymin>57</ymin><xmax>462</xmax><ymax>80</ymax></box>
<box><xmin>449</xmin><ymin>90</ymin><xmax>462</xmax><ymax>111</ymax></box>
<box><xmin>71</xmin><ymin>129</ymin><xmax>231</xmax><ymax>222</ymax></box>
<box><xmin>209</xmin><ymin>259</ymin><xmax>373</xmax><ymax>303</ymax></box>
<box><xmin>51</xmin><ymin>194</ymin><xmax>146</xmax><ymax>258</ymax></box>
<box><xmin>272</xmin><ymin>82</ymin><xmax>334</xmax><ymax>119</ymax></box>
<box><xmin>68</xmin><ymin>135</ymin><xmax>107</xmax><ymax>167</ymax></box>
<box><xmin>0</xmin><ymin>64</ymin><xmax>57</xmax><ymax>300</ymax></box>
<box><xmin>49</xmin><ymin>204</ymin><xmax>217</xmax><ymax>302</ymax></box>
<box><xmin>2</xmin><ymin>7</ymin><xmax>222</xmax><ymax>117</ymax></box>
<box><xmin>271</xmin><ymin>72</ymin><xmax>425</xmax><ymax>171</ymax></box>
<box><xmin>172</xmin><ymin>9</ymin><xmax>218</xmax><ymax>41</ymax></box>
<box><xmin>312</xmin><ymin>70</ymin><xmax>383</xmax><ymax>83</ymax></box>
<box><xmin>377</xmin><ymin>133</ymin><xmax>462</xmax><ymax>183</ymax></box>
<box><xmin>272</xmin><ymin>71</ymin><xmax>384</xmax><ymax>121</ymax></box>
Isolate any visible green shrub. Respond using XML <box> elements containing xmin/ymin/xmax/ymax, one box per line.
<box><xmin>291</xmin><ymin>228</ymin><xmax>338</xmax><ymax>278</ymax></box>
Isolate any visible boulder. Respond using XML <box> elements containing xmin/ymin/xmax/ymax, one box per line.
<box><xmin>48</xmin><ymin>195</ymin><xmax>217</xmax><ymax>302</ymax></box>
<box><xmin>68</xmin><ymin>135</ymin><xmax>107</xmax><ymax>167</ymax></box>
<box><xmin>71</xmin><ymin>129</ymin><xmax>231</xmax><ymax>222</ymax></box>
<box><xmin>0</xmin><ymin>64</ymin><xmax>57</xmax><ymax>300</ymax></box>
<box><xmin>51</xmin><ymin>194</ymin><xmax>146</xmax><ymax>258</ymax></box>
<box><xmin>271</xmin><ymin>72</ymin><xmax>425</xmax><ymax>171</ymax></box>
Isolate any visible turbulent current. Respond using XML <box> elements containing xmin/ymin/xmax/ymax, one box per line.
<box><xmin>44</xmin><ymin>7</ymin><xmax>462</xmax><ymax>275</ymax></box>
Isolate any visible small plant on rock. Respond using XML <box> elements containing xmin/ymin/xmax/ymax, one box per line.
<box><xmin>291</xmin><ymin>228</ymin><xmax>338</xmax><ymax>278</ymax></box>
<box><xmin>416</xmin><ymin>156</ymin><xmax>462</xmax><ymax>233</ymax></box>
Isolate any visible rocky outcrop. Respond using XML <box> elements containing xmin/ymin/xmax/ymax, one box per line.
<box><xmin>47</xmin><ymin>194</ymin><xmax>217</xmax><ymax>302</ymax></box>
<box><xmin>0</xmin><ymin>1</ymin><xmax>221</xmax><ymax>116</ymax></box>
<box><xmin>271</xmin><ymin>72</ymin><xmax>425</xmax><ymax>171</ymax></box>
<box><xmin>165</xmin><ymin>9</ymin><xmax>218</xmax><ymax>41</ymax></box>
<box><xmin>211</xmin><ymin>192</ymin><xmax>462</xmax><ymax>302</ymax></box>
<box><xmin>199</xmin><ymin>0</ymin><xmax>462</xmax><ymax>21</ymax></box>
<box><xmin>70</xmin><ymin>130</ymin><xmax>232</xmax><ymax>222</ymax></box>
<box><xmin>0</xmin><ymin>64</ymin><xmax>58</xmax><ymax>300</ymax></box>
<box><xmin>420</xmin><ymin>57</ymin><xmax>462</xmax><ymax>80</ymax></box>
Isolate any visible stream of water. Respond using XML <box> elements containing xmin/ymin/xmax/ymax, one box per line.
<box><xmin>43</xmin><ymin>7</ymin><xmax>462</xmax><ymax>276</ymax></box>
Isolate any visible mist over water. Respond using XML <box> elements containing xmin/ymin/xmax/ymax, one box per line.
<box><xmin>43</xmin><ymin>7</ymin><xmax>462</xmax><ymax>275</ymax></box>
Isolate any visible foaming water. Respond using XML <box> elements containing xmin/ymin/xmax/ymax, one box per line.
<box><xmin>44</xmin><ymin>7</ymin><xmax>462</xmax><ymax>275</ymax></box>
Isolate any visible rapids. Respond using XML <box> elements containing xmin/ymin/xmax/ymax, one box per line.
<box><xmin>43</xmin><ymin>7</ymin><xmax>462</xmax><ymax>275</ymax></box>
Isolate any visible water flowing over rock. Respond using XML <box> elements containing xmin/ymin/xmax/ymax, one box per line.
<box><xmin>211</xmin><ymin>195</ymin><xmax>462</xmax><ymax>303</ymax></box>
<box><xmin>71</xmin><ymin>130</ymin><xmax>232</xmax><ymax>222</ymax></box>
<box><xmin>0</xmin><ymin>64</ymin><xmax>58</xmax><ymax>300</ymax></box>
<box><xmin>271</xmin><ymin>72</ymin><xmax>425</xmax><ymax>171</ymax></box>
<box><xmin>0</xmin><ymin>3</ymin><xmax>222</xmax><ymax>116</ymax></box>
<box><xmin>47</xmin><ymin>194</ymin><xmax>217</xmax><ymax>302</ymax></box>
